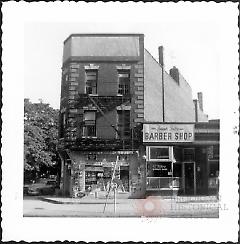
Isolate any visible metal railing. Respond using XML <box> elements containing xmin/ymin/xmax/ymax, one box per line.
<box><xmin>146</xmin><ymin>177</ymin><xmax>181</xmax><ymax>190</ymax></box>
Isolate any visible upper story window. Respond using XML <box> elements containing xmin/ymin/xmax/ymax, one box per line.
<box><xmin>65</xmin><ymin>74</ymin><xmax>69</xmax><ymax>82</ymax></box>
<box><xmin>118</xmin><ymin>70</ymin><xmax>130</xmax><ymax>95</ymax></box>
<box><xmin>61</xmin><ymin>74</ymin><xmax>69</xmax><ymax>98</ymax></box>
<box><xmin>85</xmin><ymin>70</ymin><xmax>97</xmax><ymax>95</ymax></box>
<box><xmin>59</xmin><ymin>112</ymin><xmax>66</xmax><ymax>138</ymax></box>
<box><xmin>117</xmin><ymin>110</ymin><xmax>130</xmax><ymax>138</ymax></box>
<box><xmin>87</xmin><ymin>154</ymin><xmax>97</xmax><ymax>160</ymax></box>
<box><xmin>83</xmin><ymin>111</ymin><xmax>96</xmax><ymax>137</ymax></box>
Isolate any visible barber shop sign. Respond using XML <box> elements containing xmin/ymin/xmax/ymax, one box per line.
<box><xmin>143</xmin><ymin>123</ymin><xmax>194</xmax><ymax>143</ymax></box>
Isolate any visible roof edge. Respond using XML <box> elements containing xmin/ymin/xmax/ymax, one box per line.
<box><xmin>64</xmin><ymin>33</ymin><xmax>144</xmax><ymax>44</ymax></box>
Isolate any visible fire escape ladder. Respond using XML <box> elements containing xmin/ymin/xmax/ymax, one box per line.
<box><xmin>86</xmin><ymin>94</ymin><xmax>122</xmax><ymax>138</ymax></box>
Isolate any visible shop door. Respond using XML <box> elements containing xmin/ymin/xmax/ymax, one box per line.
<box><xmin>120</xmin><ymin>166</ymin><xmax>129</xmax><ymax>192</ymax></box>
<box><xmin>184</xmin><ymin>162</ymin><xmax>196</xmax><ymax>195</ymax></box>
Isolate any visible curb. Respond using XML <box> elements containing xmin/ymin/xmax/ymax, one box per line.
<box><xmin>39</xmin><ymin>197</ymin><xmax>65</xmax><ymax>204</ymax></box>
<box><xmin>39</xmin><ymin>197</ymin><xmax>131</xmax><ymax>205</ymax></box>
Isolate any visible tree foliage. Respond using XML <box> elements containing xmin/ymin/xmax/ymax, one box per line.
<box><xmin>24</xmin><ymin>99</ymin><xmax>59</xmax><ymax>174</ymax></box>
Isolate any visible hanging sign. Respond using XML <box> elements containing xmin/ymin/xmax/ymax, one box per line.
<box><xmin>143</xmin><ymin>123</ymin><xmax>194</xmax><ymax>143</ymax></box>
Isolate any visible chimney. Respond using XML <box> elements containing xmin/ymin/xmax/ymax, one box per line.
<box><xmin>158</xmin><ymin>46</ymin><xmax>164</xmax><ymax>66</ymax></box>
<box><xmin>169</xmin><ymin>66</ymin><xmax>179</xmax><ymax>84</ymax></box>
<box><xmin>193</xmin><ymin>99</ymin><xmax>198</xmax><ymax>122</ymax></box>
<box><xmin>197</xmin><ymin>92</ymin><xmax>203</xmax><ymax>111</ymax></box>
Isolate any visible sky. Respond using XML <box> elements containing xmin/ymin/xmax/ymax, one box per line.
<box><xmin>23</xmin><ymin>3</ymin><xmax>238</xmax><ymax>120</ymax></box>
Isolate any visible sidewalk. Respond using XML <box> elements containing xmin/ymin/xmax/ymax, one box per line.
<box><xmin>24</xmin><ymin>194</ymin><xmax>220</xmax><ymax>218</ymax></box>
<box><xmin>40</xmin><ymin>193</ymin><xmax>218</xmax><ymax>205</ymax></box>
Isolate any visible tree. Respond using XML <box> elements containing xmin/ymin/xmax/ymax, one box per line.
<box><xmin>24</xmin><ymin>98</ymin><xmax>60</xmax><ymax>182</ymax></box>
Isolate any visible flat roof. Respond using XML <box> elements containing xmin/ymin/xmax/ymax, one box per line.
<box><xmin>64</xmin><ymin>33</ymin><xmax>144</xmax><ymax>44</ymax></box>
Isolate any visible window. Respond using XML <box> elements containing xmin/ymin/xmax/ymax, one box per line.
<box><xmin>59</xmin><ymin>112</ymin><xmax>66</xmax><ymax>138</ymax></box>
<box><xmin>87</xmin><ymin>154</ymin><xmax>97</xmax><ymax>160</ymax></box>
<box><xmin>173</xmin><ymin>163</ymin><xmax>182</xmax><ymax>177</ymax></box>
<box><xmin>65</xmin><ymin>74</ymin><xmax>69</xmax><ymax>82</ymax></box>
<box><xmin>83</xmin><ymin>111</ymin><xmax>96</xmax><ymax>137</ymax></box>
<box><xmin>147</xmin><ymin>162</ymin><xmax>172</xmax><ymax>177</ymax></box>
<box><xmin>149</xmin><ymin>147</ymin><xmax>169</xmax><ymax>160</ymax></box>
<box><xmin>117</xmin><ymin>110</ymin><xmax>130</xmax><ymax>138</ymax></box>
<box><xmin>118</xmin><ymin>70</ymin><xmax>130</xmax><ymax>95</ymax></box>
<box><xmin>213</xmin><ymin>145</ymin><xmax>219</xmax><ymax>160</ymax></box>
<box><xmin>208</xmin><ymin>161</ymin><xmax>219</xmax><ymax>189</ymax></box>
<box><xmin>173</xmin><ymin>146</ymin><xmax>182</xmax><ymax>162</ymax></box>
<box><xmin>208</xmin><ymin>161</ymin><xmax>219</xmax><ymax>177</ymax></box>
<box><xmin>85</xmin><ymin>70</ymin><xmax>97</xmax><ymax>94</ymax></box>
<box><xmin>61</xmin><ymin>74</ymin><xmax>68</xmax><ymax>98</ymax></box>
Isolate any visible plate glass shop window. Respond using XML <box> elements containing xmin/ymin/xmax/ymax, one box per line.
<box><xmin>173</xmin><ymin>163</ymin><xmax>182</xmax><ymax>177</ymax></box>
<box><xmin>85</xmin><ymin>70</ymin><xmax>97</xmax><ymax>95</ymax></box>
<box><xmin>147</xmin><ymin>161</ymin><xmax>172</xmax><ymax>177</ymax></box>
<box><xmin>149</xmin><ymin>147</ymin><xmax>170</xmax><ymax>161</ymax></box>
<box><xmin>83</xmin><ymin>111</ymin><xmax>96</xmax><ymax>137</ymax></box>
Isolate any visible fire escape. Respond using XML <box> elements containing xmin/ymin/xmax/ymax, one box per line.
<box><xmin>67</xmin><ymin>93</ymin><xmax>142</xmax><ymax>151</ymax></box>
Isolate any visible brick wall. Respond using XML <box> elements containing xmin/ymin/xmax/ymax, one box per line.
<box><xmin>96</xmin><ymin>110</ymin><xmax>117</xmax><ymax>139</ymax></box>
<box><xmin>59</xmin><ymin>34</ymin><xmax>145</xmax><ymax>146</ymax></box>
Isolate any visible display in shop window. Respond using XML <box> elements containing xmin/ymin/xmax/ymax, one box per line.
<box><xmin>147</xmin><ymin>162</ymin><xmax>172</xmax><ymax>177</ymax></box>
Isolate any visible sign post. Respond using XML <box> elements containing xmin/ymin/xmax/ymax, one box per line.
<box><xmin>113</xmin><ymin>184</ymin><xmax>117</xmax><ymax>213</ymax></box>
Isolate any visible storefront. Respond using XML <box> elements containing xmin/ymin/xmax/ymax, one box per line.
<box><xmin>60</xmin><ymin>122</ymin><xmax>219</xmax><ymax>198</ymax></box>
<box><xmin>144</xmin><ymin>123</ymin><xmax>197</xmax><ymax>195</ymax></box>
<box><xmin>63</xmin><ymin>150</ymin><xmax>146</xmax><ymax>198</ymax></box>
<box><xmin>143</xmin><ymin>122</ymin><xmax>220</xmax><ymax>196</ymax></box>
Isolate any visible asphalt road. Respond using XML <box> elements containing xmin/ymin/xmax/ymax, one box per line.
<box><xmin>23</xmin><ymin>196</ymin><xmax>220</xmax><ymax>218</ymax></box>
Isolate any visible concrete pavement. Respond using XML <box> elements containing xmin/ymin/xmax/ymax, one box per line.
<box><xmin>23</xmin><ymin>195</ymin><xmax>220</xmax><ymax>218</ymax></box>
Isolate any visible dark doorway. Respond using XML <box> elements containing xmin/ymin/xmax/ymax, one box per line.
<box><xmin>184</xmin><ymin>163</ymin><xmax>195</xmax><ymax>195</ymax></box>
<box><xmin>120</xmin><ymin>166</ymin><xmax>129</xmax><ymax>192</ymax></box>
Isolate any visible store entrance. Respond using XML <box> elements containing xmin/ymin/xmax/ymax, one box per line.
<box><xmin>120</xmin><ymin>166</ymin><xmax>129</xmax><ymax>192</ymax></box>
<box><xmin>184</xmin><ymin>162</ymin><xmax>196</xmax><ymax>195</ymax></box>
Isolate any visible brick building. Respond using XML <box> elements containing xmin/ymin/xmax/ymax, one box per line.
<box><xmin>58</xmin><ymin>34</ymin><xmax>219</xmax><ymax>198</ymax></box>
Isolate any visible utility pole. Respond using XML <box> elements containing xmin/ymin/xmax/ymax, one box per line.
<box><xmin>159</xmin><ymin>46</ymin><xmax>165</xmax><ymax>122</ymax></box>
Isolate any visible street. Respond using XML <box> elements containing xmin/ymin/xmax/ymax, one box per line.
<box><xmin>23</xmin><ymin>195</ymin><xmax>220</xmax><ymax>218</ymax></box>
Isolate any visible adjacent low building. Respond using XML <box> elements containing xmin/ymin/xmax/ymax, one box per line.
<box><xmin>58</xmin><ymin>33</ymin><xmax>219</xmax><ymax>198</ymax></box>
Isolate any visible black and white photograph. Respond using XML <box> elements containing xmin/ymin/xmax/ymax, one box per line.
<box><xmin>2</xmin><ymin>1</ymin><xmax>239</xmax><ymax>242</ymax></box>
